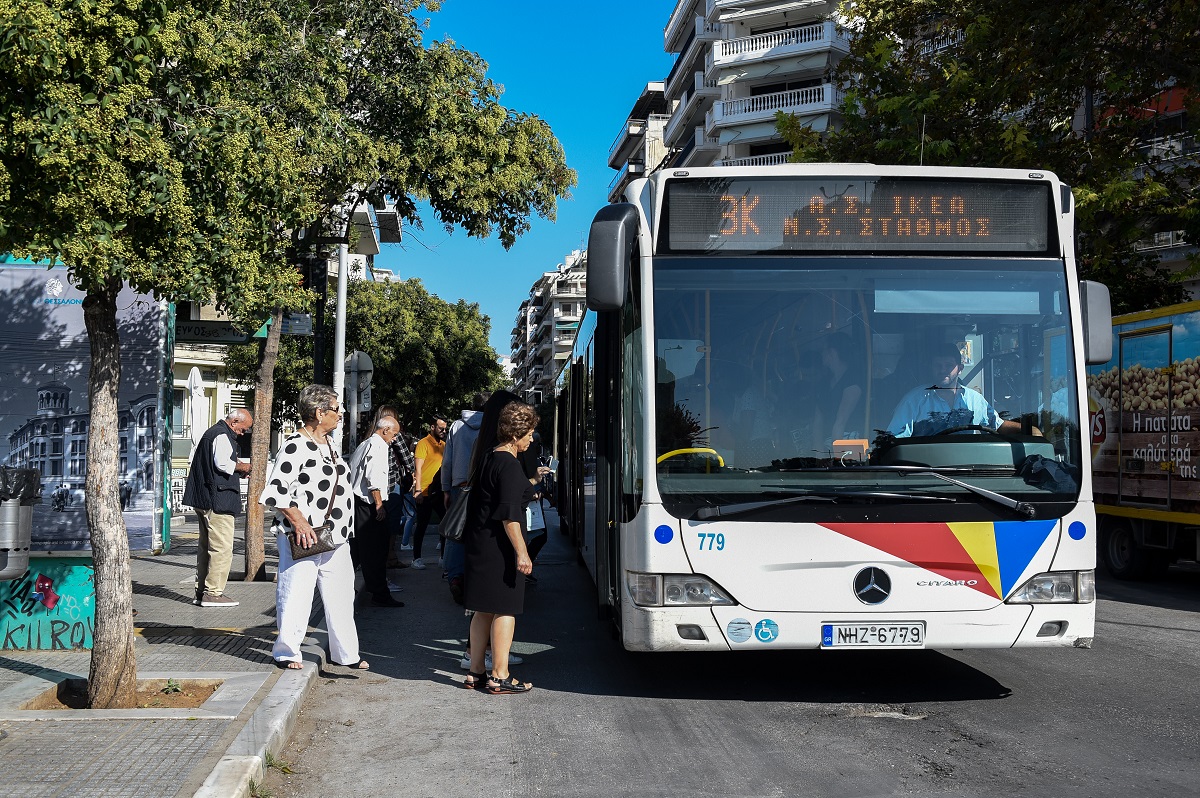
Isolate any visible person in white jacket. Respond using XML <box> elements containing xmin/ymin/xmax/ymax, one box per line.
<box><xmin>349</xmin><ymin>416</ymin><xmax>404</xmax><ymax>607</ymax></box>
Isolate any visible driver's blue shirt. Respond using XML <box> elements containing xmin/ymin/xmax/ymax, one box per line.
<box><xmin>887</xmin><ymin>384</ymin><xmax>1002</xmax><ymax>437</ymax></box>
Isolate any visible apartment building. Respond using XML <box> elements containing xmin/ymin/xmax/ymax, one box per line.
<box><xmin>608</xmin><ymin>82</ymin><xmax>670</xmax><ymax>203</ymax></box>
<box><xmin>666</xmin><ymin>0</ymin><xmax>846</xmax><ymax>169</ymax></box>
<box><xmin>511</xmin><ymin>250</ymin><xmax>587</xmax><ymax>405</ymax></box>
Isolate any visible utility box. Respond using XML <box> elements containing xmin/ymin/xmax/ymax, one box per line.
<box><xmin>0</xmin><ymin>466</ymin><xmax>40</xmax><ymax>581</ymax></box>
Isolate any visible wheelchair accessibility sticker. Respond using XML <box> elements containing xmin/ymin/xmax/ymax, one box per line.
<box><xmin>727</xmin><ymin>618</ymin><xmax>752</xmax><ymax>643</ymax></box>
<box><xmin>754</xmin><ymin>619</ymin><xmax>779</xmax><ymax>643</ymax></box>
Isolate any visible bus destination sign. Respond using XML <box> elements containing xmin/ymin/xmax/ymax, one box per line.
<box><xmin>663</xmin><ymin>177</ymin><xmax>1052</xmax><ymax>254</ymax></box>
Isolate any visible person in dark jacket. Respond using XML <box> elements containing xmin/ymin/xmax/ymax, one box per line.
<box><xmin>183</xmin><ymin>409</ymin><xmax>253</xmax><ymax>607</ymax></box>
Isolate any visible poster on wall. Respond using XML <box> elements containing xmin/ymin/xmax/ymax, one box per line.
<box><xmin>0</xmin><ymin>263</ymin><xmax>170</xmax><ymax>552</ymax></box>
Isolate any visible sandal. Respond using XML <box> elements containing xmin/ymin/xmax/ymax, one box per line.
<box><xmin>463</xmin><ymin>670</ymin><xmax>486</xmax><ymax>690</ymax></box>
<box><xmin>274</xmin><ymin>659</ymin><xmax>303</xmax><ymax>670</ymax></box>
<box><xmin>337</xmin><ymin>659</ymin><xmax>370</xmax><ymax>670</ymax></box>
<box><xmin>486</xmin><ymin>674</ymin><xmax>533</xmax><ymax>694</ymax></box>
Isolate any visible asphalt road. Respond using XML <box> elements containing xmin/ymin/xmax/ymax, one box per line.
<box><xmin>264</xmin><ymin>524</ymin><xmax>1200</xmax><ymax>798</ymax></box>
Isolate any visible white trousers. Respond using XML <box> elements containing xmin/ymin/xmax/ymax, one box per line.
<box><xmin>273</xmin><ymin>535</ymin><xmax>360</xmax><ymax>666</ymax></box>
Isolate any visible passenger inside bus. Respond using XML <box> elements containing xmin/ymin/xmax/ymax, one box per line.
<box><xmin>885</xmin><ymin>344</ymin><xmax>1039</xmax><ymax>438</ymax></box>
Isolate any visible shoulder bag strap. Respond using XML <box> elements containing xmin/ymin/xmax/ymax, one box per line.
<box><xmin>321</xmin><ymin>442</ymin><xmax>340</xmax><ymax>524</ymax></box>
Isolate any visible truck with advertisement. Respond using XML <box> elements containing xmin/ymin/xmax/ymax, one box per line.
<box><xmin>1088</xmin><ymin>300</ymin><xmax>1200</xmax><ymax>578</ymax></box>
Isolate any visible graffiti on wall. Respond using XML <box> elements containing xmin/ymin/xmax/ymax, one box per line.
<box><xmin>0</xmin><ymin>558</ymin><xmax>94</xmax><ymax>649</ymax></box>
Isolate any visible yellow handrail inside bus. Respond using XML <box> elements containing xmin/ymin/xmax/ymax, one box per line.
<box><xmin>656</xmin><ymin>448</ymin><xmax>725</xmax><ymax>467</ymax></box>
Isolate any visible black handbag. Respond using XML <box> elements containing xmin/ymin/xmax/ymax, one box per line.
<box><xmin>288</xmin><ymin>519</ymin><xmax>338</xmax><ymax>560</ymax></box>
<box><xmin>440</xmin><ymin>486</ymin><xmax>470</xmax><ymax>542</ymax></box>
<box><xmin>287</xmin><ymin>440</ymin><xmax>340</xmax><ymax>560</ymax></box>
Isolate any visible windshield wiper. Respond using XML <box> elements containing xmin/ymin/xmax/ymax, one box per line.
<box><xmin>692</xmin><ymin>490</ymin><xmax>956</xmax><ymax>520</ymax></box>
<box><xmin>693</xmin><ymin>494</ymin><xmax>833</xmax><ymax>520</ymax></box>
<box><xmin>925</xmin><ymin>472</ymin><xmax>1036</xmax><ymax>518</ymax></box>
<box><xmin>858</xmin><ymin>465</ymin><xmax>1034</xmax><ymax>517</ymax></box>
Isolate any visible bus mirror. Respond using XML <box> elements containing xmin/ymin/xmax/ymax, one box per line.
<box><xmin>1079</xmin><ymin>280</ymin><xmax>1112</xmax><ymax>365</ymax></box>
<box><xmin>587</xmin><ymin>203</ymin><xmax>639</xmax><ymax>311</ymax></box>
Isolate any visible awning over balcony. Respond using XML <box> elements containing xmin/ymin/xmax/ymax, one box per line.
<box><xmin>717</xmin><ymin>53</ymin><xmax>829</xmax><ymax>85</ymax></box>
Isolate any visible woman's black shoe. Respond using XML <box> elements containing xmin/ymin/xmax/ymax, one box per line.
<box><xmin>371</xmin><ymin>594</ymin><xmax>405</xmax><ymax>607</ymax></box>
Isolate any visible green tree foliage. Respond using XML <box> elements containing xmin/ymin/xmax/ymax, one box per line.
<box><xmin>197</xmin><ymin>0</ymin><xmax>575</xmax><ymax>580</ymax></box>
<box><xmin>235</xmin><ymin>0</ymin><xmax>576</xmax><ymax>246</ymax></box>
<box><xmin>227</xmin><ymin>278</ymin><xmax>505</xmax><ymax>428</ymax></box>
<box><xmin>779</xmin><ymin>0</ymin><xmax>1200</xmax><ymax>313</ymax></box>
<box><xmin>0</xmin><ymin>0</ymin><xmax>312</xmax><ymax>708</ymax></box>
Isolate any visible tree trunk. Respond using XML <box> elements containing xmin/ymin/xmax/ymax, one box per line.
<box><xmin>83</xmin><ymin>275</ymin><xmax>137</xmax><ymax>709</ymax></box>
<box><xmin>243</xmin><ymin>306</ymin><xmax>283</xmax><ymax>582</ymax></box>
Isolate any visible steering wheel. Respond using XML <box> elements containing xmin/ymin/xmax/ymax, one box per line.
<box><xmin>934</xmin><ymin>425</ymin><xmax>1006</xmax><ymax>437</ymax></box>
<box><xmin>657</xmin><ymin>447</ymin><xmax>725</xmax><ymax>469</ymax></box>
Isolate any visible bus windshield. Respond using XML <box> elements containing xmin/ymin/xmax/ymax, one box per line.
<box><xmin>652</xmin><ymin>256</ymin><xmax>1082</xmax><ymax>521</ymax></box>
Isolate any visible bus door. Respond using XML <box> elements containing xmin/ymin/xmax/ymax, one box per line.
<box><xmin>592</xmin><ymin>311</ymin><xmax>623</xmax><ymax>620</ymax></box>
<box><xmin>1117</xmin><ymin>327</ymin><xmax>1173</xmax><ymax>508</ymax></box>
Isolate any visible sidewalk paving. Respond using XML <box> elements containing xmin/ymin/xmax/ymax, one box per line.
<box><xmin>0</xmin><ymin>516</ymin><xmax>333</xmax><ymax>798</ymax></box>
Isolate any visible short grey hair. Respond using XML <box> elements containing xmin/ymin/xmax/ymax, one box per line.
<box><xmin>298</xmin><ymin>384</ymin><xmax>337</xmax><ymax>424</ymax></box>
<box><xmin>375</xmin><ymin>417</ymin><xmax>398</xmax><ymax>434</ymax></box>
<box><xmin>225</xmin><ymin>408</ymin><xmax>252</xmax><ymax>424</ymax></box>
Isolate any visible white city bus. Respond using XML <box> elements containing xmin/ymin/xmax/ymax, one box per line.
<box><xmin>554</xmin><ymin>165</ymin><xmax>1112</xmax><ymax>652</ymax></box>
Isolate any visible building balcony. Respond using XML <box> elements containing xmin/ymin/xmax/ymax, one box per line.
<box><xmin>1136</xmin><ymin>230</ymin><xmax>1191</xmax><ymax>251</ymax></box>
<box><xmin>665</xmin><ymin>1</ymin><xmax>700</xmax><ymax>52</ymax></box>
<box><xmin>705</xmin><ymin>0</ymin><xmax>820</xmax><ymax>23</ymax></box>
<box><xmin>715</xmin><ymin>152</ymin><xmax>793</xmax><ymax>167</ymax></box>
<box><xmin>706</xmin><ymin>83</ymin><xmax>842</xmax><ymax>136</ymax></box>
<box><xmin>666</xmin><ymin>17</ymin><xmax>723</xmax><ymax>95</ymax></box>
<box><xmin>608</xmin><ymin>161</ymin><xmax>645</xmax><ymax>203</ymax></box>
<box><xmin>706</xmin><ymin>20</ymin><xmax>848</xmax><ymax>74</ymax></box>
<box><xmin>609</xmin><ymin>119</ymin><xmax>648</xmax><ymax>169</ymax></box>
<box><xmin>1137</xmin><ymin>134</ymin><xmax>1197</xmax><ymax>163</ymax></box>
<box><xmin>664</xmin><ymin>73</ymin><xmax>721</xmax><ymax>145</ymax></box>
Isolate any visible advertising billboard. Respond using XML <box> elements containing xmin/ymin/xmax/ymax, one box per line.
<box><xmin>0</xmin><ymin>263</ymin><xmax>170</xmax><ymax>552</ymax></box>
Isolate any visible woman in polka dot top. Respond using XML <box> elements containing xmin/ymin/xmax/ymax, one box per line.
<box><xmin>260</xmin><ymin>384</ymin><xmax>366</xmax><ymax>672</ymax></box>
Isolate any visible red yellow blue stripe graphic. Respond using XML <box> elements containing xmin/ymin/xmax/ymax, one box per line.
<box><xmin>822</xmin><ymin>520</ymin><xmax>1059</xmax><ymax>599</ymax></box>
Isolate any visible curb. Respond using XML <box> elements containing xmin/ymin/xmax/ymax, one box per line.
<box><xmin>192</xmin><ymin>636</ymin><xmax>328</xmax><ymax>797</ymax></box>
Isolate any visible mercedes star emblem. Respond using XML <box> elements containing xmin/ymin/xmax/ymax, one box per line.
<box><xmin>854</xmin><ymin>567</ymin><xmax>891</xmax><ymax>605</ymax></box>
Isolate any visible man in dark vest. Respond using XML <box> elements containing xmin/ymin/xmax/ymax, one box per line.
<box><xmin>183</xmin><ymin>408</ymin><xmax>254</xmax><ymax>607</ymax></box>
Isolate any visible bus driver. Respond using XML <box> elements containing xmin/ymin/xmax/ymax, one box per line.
<box><xmin>886</xmin><ymin>345</ymin><xmax>1036</xmax><ymax>438</ymax></box>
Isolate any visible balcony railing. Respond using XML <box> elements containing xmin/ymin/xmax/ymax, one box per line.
<box><xmin>609</xmin><ymin>119</ymin><xmax>647</xmax><ymax>163</ymax></box>
<box><xmin>917</xmin><ymin>30</ymin><xmax>965</xmax><ymax>56</ymax></box>
<box><xmin>715</xmin><ymin>152</ymin><xmax>793</xmax><ymax>167</ymax></box>
<box><xmin>664</xmin><ymin>73</ymin><xmax>721</xmax><ymax>144</ymax></box>
<box><xmin>708</xmin><ymin>20</ymin><xmax>849</xmax><ymax>73</ymax></box>
<box><xmin>1137</xmin><ymin>134</ymin><xmax>1197</xmax><ymax>162</ymax></box>
<box><xmin>1135</xmin><ymin>230</ymin><xmax>1190</xmax><ymax>251</ymax></box>
<box><xmin>666</xmin><ymin>18</ymin><xmax>723</xmax><ymax>97</ymax></box>
<box><xmin>706</xmin><ymin>84</ymin><xmax>842</xmax><ymax>132</ymax></box>
<box><xmin>664</xmin><ymin>1</ymin><xmax>695</xmax><ymax>51</ymax></box>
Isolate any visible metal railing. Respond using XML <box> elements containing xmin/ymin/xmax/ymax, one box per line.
<box><xmin>714</xmin><ymin>20</ymin><xmax>848</xmax><ymax>62</ymax></box>
<box><xmin>1136</xmin><ymin>134</ymin><xmax>1197</xmax><ymax>162</ymax></box>
<box><xmin>609</xmin><ymin>119</ymin><xmax>646</xmax><ymax>162</ymax></box>
<box><xmin>708</xmin><ymin>84</ymin><xmax>842</xmax><ymax>128</ymax></box>
<box><xmin>715</xmin><ymin>152</ymin><xmax>793</xmax><ymax>167</ymax></box>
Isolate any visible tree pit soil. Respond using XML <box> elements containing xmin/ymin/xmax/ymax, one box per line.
<box><xmin>22</xmin><ymin>678</ymin><xmax>222</xmax><ymax>710</ymax></box>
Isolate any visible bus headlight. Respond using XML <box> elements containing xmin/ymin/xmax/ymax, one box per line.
<box><xmin>1007</xmin><ymin>570</ymin><xmax>1095</xmax><ymax>604</ymax></box>
<box><xmin>626</xmin><ymin>572</ymin><xmax>735</xmax><ymax>607</ymax></box>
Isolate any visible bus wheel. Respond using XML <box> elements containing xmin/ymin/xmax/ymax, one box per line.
<box><xmin>1101</xmin><ymin>520</ymin><xmax>1168</xmax><ymax>580</ymax></box>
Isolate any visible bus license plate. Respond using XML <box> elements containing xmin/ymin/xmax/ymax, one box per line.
<box><xmin>821</xmin><ymin>622</ymin><xmax>926</xmax><ymax>648</ymax></box>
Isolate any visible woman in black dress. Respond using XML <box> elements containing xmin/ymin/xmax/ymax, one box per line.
<box><xmin>463</xmin><ymin>400</ymin><xmax>545</xmax><ymax>694</ymax></box>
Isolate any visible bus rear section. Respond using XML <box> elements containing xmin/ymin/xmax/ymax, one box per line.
<box><xmin>560</xmin><ymin>165</ymin><xmax>1110</xmax><ymax>652</ymax></box>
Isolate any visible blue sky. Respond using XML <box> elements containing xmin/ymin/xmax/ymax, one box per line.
<box><xmin>376</xmin><ymin>1</ymin><xmax>675</xmax><ymax>354</ymax></box>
